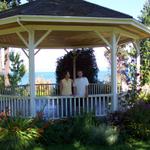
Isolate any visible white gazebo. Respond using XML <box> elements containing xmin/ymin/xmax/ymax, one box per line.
<box><xmin>0</xmin><ymin>0</ymin><xmax>149</xmax><ymax>119</ymax></box>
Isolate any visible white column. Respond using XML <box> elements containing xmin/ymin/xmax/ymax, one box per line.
<box><xmin>111</xmin><ymin>33</ymin><xmax>118</xmax><ymax>111</ymax></box>
<box><xmin>28</xmin><ymin>30</ymin><xmax>36</xmax><ymax>117</ymax></box>
<box><xmin>134</xmin><ymin>41</ymin><xmax>140</xmax><ymax>86</ymax></box>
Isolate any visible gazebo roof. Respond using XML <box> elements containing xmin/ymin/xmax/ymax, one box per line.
<box><xmin>0</xmin><ymin>0</ymin><xmax>149</xmax><ymax>49</ymax></box>
<box><xmin>0</xmin><ymin>0</ymin><xmax>132</xmax><ymax>19</ymax></box>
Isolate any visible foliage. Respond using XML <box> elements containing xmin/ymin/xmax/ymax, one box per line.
<box><xmin>104</xmin><ymin>45</ymin><xmax>139</xmax><ymax>98</ymax></box>
<box><xmin>87</xmin><ymin>124</ymin><xmax>118</xmax><ymax>145</ymax></box>
<box><xmin>8</xmin><ymin>52</ymin><xmax>26</xmax><ymax>87</ymax></box>
<box><xmin>0</xmin><ymin>114</ymin><xmax>41</xmax><ymax>150</ymax></box>
<box><xmin>44</xmin><ymin>141</ymin><xmax>150</xmax><ymax>150</ymax></box>
<box><xmin>139</xmin><ymin>39</ymin><xmax>150</xmax><ymax>85</ymax></box>
<box><xmin>139</xmin><ymin>1</ymin><xmax>150</xmax><ymax>26</ymax></box>
<box><xmin>0</xmin><ymin>75</ymin><xmax>4</xmax><ymax>88</ymax></box>
<box><xmin>35</xmin><ymin>78</ymin><xmax>55</xmax><ymax>96</ymax></box>
<box><xmin>39</xmin><ymin>119</ymin><xmax>74</xmax><ymax>145</ymax></box>
<box><xmin>138</xmin><ymin>1</ymin><xmax>150</xmax><ymax>85</ymax></box>
<box><xmin>38</xmin><ymin>113</ymin><xmax>118</xmax><ymax>146</ymax></box>
<box><xmin>0</xmin><ymin>0</ymin><xmax>21</xmax><ymax>12</ymax></box>
<box><xmin>138</xmin><ymin>90</ymin><xmax>150</xmax><ymax>103</ymax></box>
<box><xmin>104</xmin><ymin>45</ymin><xmax>132</xmax><ymax>87</ymax></box>
<box><xmin>56</xmin><ymin>48</ymin><xmax>99</xmax><ymax>83</ymax></box>
<box><xmin>0</xmin><ymin>1</ymin><xmax>7</xmax><ymax>11</ymax></box>
<box><xmin>109</xmin><ymin>101</ymin><xmax>150</xmax><ymax>141</ymax></box>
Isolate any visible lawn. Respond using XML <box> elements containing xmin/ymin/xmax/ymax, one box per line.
<box><xmin>33</xmin><ymin>141</ymin><xmax>150</xmax><ymax>150</ymax></box>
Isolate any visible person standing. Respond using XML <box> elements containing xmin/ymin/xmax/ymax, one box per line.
<box><xmin>60</xmin><ymin>71</ymin><xmax>73</xmax><ymax>96</ymax></box>
<box><xmin>73</xmin><ymin>70</ymin><xmax>89</xmax><ymax>97</ymax></box>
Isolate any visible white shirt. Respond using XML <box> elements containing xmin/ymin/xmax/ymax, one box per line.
<box><xmin>73</xmin><ymin>77</ymin><xmax>89</xmax><ymax>96</ymax></box>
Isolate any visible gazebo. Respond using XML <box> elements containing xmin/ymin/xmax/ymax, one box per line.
<box><xmin>0</xmin><ymin>0</ymin><xmax>149</xmax><ymax>119</ymax></box>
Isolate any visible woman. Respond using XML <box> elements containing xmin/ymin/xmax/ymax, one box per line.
<box><xmin>60</xmin><ymin>71</ymin><xmax>73</xmax><ymax>96</ymax></box>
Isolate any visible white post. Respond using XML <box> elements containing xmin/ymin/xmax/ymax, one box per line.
<box><xmin>133</xmin><ymin>41</ymin><xmax>140</xmax><ymax>86</ymax></box>
<box><xmin>28</xmin><ymin>30</ymin><xmax>36</xmax><ymax>117</ymax></box>
<box><xmin>111</xmin><ymin>33</ymin><xmax>118</xmax><ymax>111</ymax></box>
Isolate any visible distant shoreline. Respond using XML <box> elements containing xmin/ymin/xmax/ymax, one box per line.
<box><xmin>20</xmin><ymin>70</ymin><xmax>110</xmax><ymax>85</ymax></box>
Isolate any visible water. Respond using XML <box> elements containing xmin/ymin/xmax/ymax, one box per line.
<box><xmin>19</xmin><ymin>70</ymin><xmax>110</xmax><ymax>85</ymax></box>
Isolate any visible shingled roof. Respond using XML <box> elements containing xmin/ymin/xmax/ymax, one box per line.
<box><xmin>0</xmin><ymin>0</ymin><xmax>133</xmax><ymax>19</ymax></box>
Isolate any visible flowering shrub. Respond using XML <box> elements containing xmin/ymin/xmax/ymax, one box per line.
<box><xmin>0</xmin><ymin>112</ymin><xmax>41</xmax><ymax>150</ymax></box>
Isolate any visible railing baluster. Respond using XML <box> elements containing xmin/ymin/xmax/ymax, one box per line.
<box><xmin>103</xmin><ymin>96</ymin><xmax>106</xmax><ymax>115</ymax></box>
<box><xmin>56</xmin><ymin>98</ymin><xmax>59</xmax><ymax>118</ymax></box>
<box><xmin>0</xmin><ymin>94</ymin><xmax>113</xmax><ymax>119</ymax></box>
<box><xmin>70</xmin><ymin>98</ymin><xmax>72</xmax><ymax>117</ymax></box>
<box><xmin>61</xmin><ymin>98</ymin><xmax>63</xmax><ymax>118</ymax></box>
<box><xmin>91</xmin><ymin>97</ymin><xmax>93</xmax><ymax>112</ymax></box>
<box><xmin>52</xmin><ymin>98</ymin><xmax>55</xmax><ymax>119</ymax></box>
<box><xmin>83</xmin><ymin>96</ymin><xmax>86</xmax><ymax>113</ymax></box>
<box><xmin>87</xmin><ymin>97</ymin><xmax>89</xmax><ymax>113</ymax></box>
<box><xmin>65</xmin><ymin>98</ymin><xmax>68</xmax><ymax>117</ymax></box>
<box><xmin>74</xmin><ymin>98</ymin><xmax>76</xmax><ymax>116</ymax></box>
<box><xmin>78</xmin><ymin>98</ymin><xmax>81</xmax><ymax>115</ymax></box>
<box><xmin>95</xmin><ymin>96</ymin><xmax>97</xmax><ymax>116</ymax></box>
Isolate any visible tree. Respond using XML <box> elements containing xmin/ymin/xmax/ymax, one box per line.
<box><xmin>56</xmin><ymin>48</ymin><xmax>99</xmax><ymax>83</ymax></box>
<box><xmin>0</xmin><ymin>75</ymin><xmax>5</xmax><ymax>89</ymax></box>
<box><xmin>0</xmin><ymin>0</ymin><xmax>21</xmax><ymax>9</ymax></box>
<box><xmin>0</xmin><ymin>0</ymin><xmax>21</xmax><ymax>86</ymax></box>
<box><xmin>8</xmin><ymin>52</ymin><xmax>26</xmax><ymax>87</ymax></box>
<box><xmin>0</xmin><ymin>1</ymin><xmax>7</xmax><ymax>11</ymax></box>
<box><xmin>138</xmin><ymin>1</ymin><xmax>150</xmax><ymax>85</ymax></box>
<box><xmin>104</xmin><ymin>46</ymin><xmax>129</xmax><ymax>84</ymax></box>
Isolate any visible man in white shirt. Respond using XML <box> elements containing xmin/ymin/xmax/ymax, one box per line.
<box><xmin>73</xmin><ymin>70</ymin><xmax>89</xmax><ymax>97</ymax></box>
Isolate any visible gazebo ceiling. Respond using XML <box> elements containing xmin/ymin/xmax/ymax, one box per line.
<box><xmin>0</xmin><ymin>0</ymin><xmax>149</xmax><ymax>49</ymax></box>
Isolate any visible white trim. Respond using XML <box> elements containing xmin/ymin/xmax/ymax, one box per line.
<box><xmin>22</xmin><ymin>48</ymin><xmax>29</xmax><ymax>58</ymax></box>
<box><xmin>35</xmin><ymin>94</ymin><xmax>113</xmax><ymax>99</ymax></box>
<box><xmin>131</xmin><ymin>19</ymin><xmax>150</xmax><ymax>34</ymax></box>
<box><xmin>0</xmin><ymin>43</ymin><xmax>105</xmax><ymax>49</ymax></box>
<box><xmin>116</xmin><ymin>34</ymin><xmax>121</xmax><ymax>45</ymax></box>
<box><xmin>34</xmin><ymin>30</ymin><xmax>52</xmax><ymax>48</ymax></box>
<box><xmin>95</xmin><ymin>31</ymin><xmax>112</xmax><ymax>48</ymax></box>
<box><xmin>0</xmin><ymin>15</ymin><xmax>149</xmax><ymax>34</ymax></box>
<box><xmin>16</xmin><ymin>32</ymin><xmax>28</xmax><ymax>47</ymax></box>
<box><xmin>0</xmin><ymin>27</ymin><xmax>24</xmax><ymax>36</ymax></box>
<box><xmin>114</xmin><ymin>28</ymin><xmax>140</xmax><ymax>39</ymax></box>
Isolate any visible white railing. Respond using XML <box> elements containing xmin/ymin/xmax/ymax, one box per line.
<box><xmin>0</xmin><ymin>94</ymin><xmax>112</xmax><ymax>119</ymax></box>
<box><xmin>0</xmin><ymin>83</ymin><xmax>113</xmax><ymax>96</ymax></box>
<box><xmin>0</xmin><ymin>95</ymin><xmax>30</xmax><ymax>117</ymax></box>
<box><xmin>35</xmin><ymin>94</ymin><xmax>112</xmax><ymax>119</ymax></box>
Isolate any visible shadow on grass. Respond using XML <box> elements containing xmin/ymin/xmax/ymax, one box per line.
<box><xmin>131</xmin><ymin>141</ymin><xmax>150</xmax><ymax>150</ymax></box>
<box><xmin>32</xmin><ymin>141</ymin><xmax>150</xmax><ymax>150</ymax></box>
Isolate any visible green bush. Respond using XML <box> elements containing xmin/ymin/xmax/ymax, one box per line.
<box><xmin>109</xmin><ymin>101</ymin><xmax>150</xmax><ymax>141</ymax></box>
<box><xmin>39</xmin><ymin>113</ymin><xmax>118</xmax><ymax>146</ymax></box>
<box><xmin>39</xmin><ymin>119</ymin><xmax>74</xmax><ymax>145</ymax></box>
<box><xmin>0</xmin><ymin>115</ymin><xmax>41</xmax><ymax>150</ymax></box>
<box><xmin>138</xmin><ymin>92</ymin><xmax>150</xmax><ymax>103</ymax></box>
<box><xmin>87</xmin><ymin>124</ymin><xmax>118</xmax><ymax>145</ymax></box>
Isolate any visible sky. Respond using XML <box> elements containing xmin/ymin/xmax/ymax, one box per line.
<box><xmin>16</xmin><ymin>0</ymin><xmax>147</xmax><ymax>72</ymax></box>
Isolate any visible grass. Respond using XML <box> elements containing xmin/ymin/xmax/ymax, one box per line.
<box><xmin>32</xmin><ymin>141</ymin><xmax>150</xmax><ymax>150</ymax></box>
